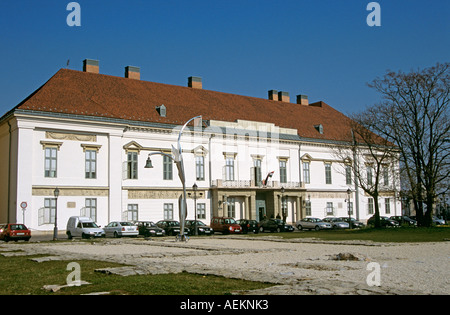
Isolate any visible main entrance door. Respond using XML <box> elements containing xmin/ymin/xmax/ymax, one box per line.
<box><xmin>256</xmin><ymin>193</ymin><xmax>266</xmax><ymax>221</ymax></box>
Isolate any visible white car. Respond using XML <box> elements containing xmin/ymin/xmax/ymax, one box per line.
<box><xmin>296</xmin><ymin>217</ymin><xmax>332</xmax><ymax>231</ymax></box>
<box><xmin>67</xmin><ymin>216</ymin><xmax>105</xmax><ymax>239</ymax></box>
<box><xmin>104</xmin><ymin>221</ymin><xmax>139</xmax><ymax>238</ymax></box>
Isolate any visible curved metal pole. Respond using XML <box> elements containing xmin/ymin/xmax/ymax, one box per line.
<box><xmin>146</xmin><ymin>116</ymin><xmax>202</xmax><ymax>242</ymax></box>
<box><xmin>176</xmin><ymin>116</ymin><xmax>201</xmax><ymax>241</ymax></box>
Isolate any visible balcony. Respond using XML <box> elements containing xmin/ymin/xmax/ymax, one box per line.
<box><xmin>211</xmin><ymin>179</ymin><xmax>304</xmax><ymax>189</ymax></box>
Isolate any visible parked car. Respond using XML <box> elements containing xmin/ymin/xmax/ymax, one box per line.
<box><xmin>367</xmin><ymin>216</ymin><xmax>399</xmax><ymax>227</ymax></box>
<box><xmin>236</xmin><ymin>219</ymin><xmax>259</xmax><ymax>234</ymax></box>
<box><xmin>432</xmin><ymin>216</ymin><xmax>446</xmax><ymax>225</ymax></box>
<box><xmin>390</xmin><ymin>216</ymin><xmax>417</xmax><ymax>226</ymax></box>
<box><xmin>339</xmin><ymin>217</ymin><xmax>365</xmax><ymax>229</ymax></box>
<box><xmin>103</xmin><ymin>221</ymin><xmax>139</xmax><ymax>238</ymax></box>
<box><xmin>0</xmin><ymin>223</ymin><xmax>31</xmax><ymax>242</ymax></box>
<box><xmin>210</xmin><ymin>217</ymin><xmax>242</xmax><ymax>234</ymax></box>
<box><xmin>135</xmin><ymin>221</ymin><xmax>166</xmax><ymax>237</ymax></box>
<box><xmin>66</xmin><ymin>216</ymin><xmax>105</xmax><ymax>239</ymax></box>
<box><xmin>156</xmin><ymin>220</ymin><xmax>189</xmax><ymax>236</ymax></box>
<box><xmin>185</xmin><ymin>220</ymin><xmax>214</xmax><ymax>236</ymax></box>
<box><xmin>296</xmin><ymin>217</ymin><xmax>332</xmax><ymax>231</ymax></box>
<box><xmin>323</xmin><ymin>217</ymin><xmax>350</xmax><ymax>229</ymax></box>
<box><xmin>258</xmin><ymin>218</ymin><xmax>294</xmax><ymax>233</ymax></box>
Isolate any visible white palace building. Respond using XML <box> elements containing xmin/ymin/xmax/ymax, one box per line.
<box><xmin>0</xmin><ymin>59</ymin><xmax>401</xmax><ymax>232</ymax></box>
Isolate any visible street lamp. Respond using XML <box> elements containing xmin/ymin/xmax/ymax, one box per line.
<box><xmin>281</xmin><ymin>187</ymin><xmax>286</xmax><ymax>222</ymax></box>
<box><xmin>346</xmin><ymin>188</ymin><xmax>352</xmax><ymax>229</ymax></box>
<box><xmin>144</xmin><ymin>115</ymin><xmax>202</xmax><ymax>242</ymax></box>
<box><xmin>53</xmin><ymin>187</ymin><xmax>60</xmax><ymax>241</ymax></box>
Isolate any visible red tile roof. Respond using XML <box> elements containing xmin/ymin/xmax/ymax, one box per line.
<box><xmin>15</xmin><ymin>69</ymin><xmax>354</xmax><ymax>142</ymax></box>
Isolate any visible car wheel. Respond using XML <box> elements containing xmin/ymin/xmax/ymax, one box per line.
<box><xmin>114</xmin><ymin>231</ymin><xmax>120</xmax><ymax>238</ymax></box>
<box><xmin>67</xmin><ymin>232</ymin><xmax>73</xmax><ymax>240</ymax></box>
<box><xmin>259</xmin><ymin>226</ymin><xmax>264</xmax><ymax>233</ymax></box>
<box><xmin>315</xmin><ymin>225</ymin><xmax>320</xmax><ymax>231</ymax></box>
<box><xmin>276</xmin><ymin>227</ymin><xmax>281</xmax><ymax>233</ymax></box>
<box><xmin>297</xmin><ymin>225</ymin><xmax>303</xmax><ymax>231</ymax></box>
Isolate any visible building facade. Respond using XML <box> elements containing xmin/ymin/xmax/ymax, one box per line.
<box><xmin>0</xmin><ymin>60</ymin><xmax>401</xmax><ymax>231</ymax></box>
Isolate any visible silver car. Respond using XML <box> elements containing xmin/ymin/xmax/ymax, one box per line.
<box><xmin>296</xmin><ymin>217</ymin><xmax>332</xmax><ymax>231</ymax></box>
<box><xmin>323</xmin><ymin>217</ymin><xmax>350</xmax><ymax>229</ymax></box>
<box><xmin>104</xmin><ymin>221</ymin><xmax>139</xmax><ymax>238</ymax></box>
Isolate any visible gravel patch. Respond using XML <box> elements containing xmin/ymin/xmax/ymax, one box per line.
<box><xmin>1</xmin><ymin>237</ymin><xmax>448</xmax><ymax>295</ymax></box>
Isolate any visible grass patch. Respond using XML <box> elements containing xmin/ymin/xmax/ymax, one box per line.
<box><xmin>255</xmin><ymin>226</ymin><xmax>450</xmax><ymax>243</ymax></box>
<box><xmin>0</xmin><ymin>255</ymin><xmax>273</xmax><ymax>295</ymax></box>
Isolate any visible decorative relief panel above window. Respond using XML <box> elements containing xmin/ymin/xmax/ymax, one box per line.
<box><xmin>46</xmin><ymin>131</ymin><xmax>97</xmax><ymax>142</ymax></box>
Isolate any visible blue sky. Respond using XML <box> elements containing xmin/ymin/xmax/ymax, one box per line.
<box><xmin>0</xmin><ymin>0</ymin><xmax>449</xmax><ymax>117</ymax></box>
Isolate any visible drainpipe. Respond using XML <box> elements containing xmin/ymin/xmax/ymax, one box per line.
<box><xmin>351</xmin><ymin>129</ymin><xmax>360</xmax><ymax>220</ymax></box>
<box><xmin>7</xmin><ymin>120</ymin><xmax>12</xmax><ymax>223</ymax></box>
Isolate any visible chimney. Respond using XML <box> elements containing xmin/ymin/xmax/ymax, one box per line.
<box><xmin>268</xmin><ymin>90</ymin><xmax>278</xmax><ymax>101</ymax></box>
<box><xmin>188</xmin><ymin>76</ymin><xmax>202</xmax><ymax>89</ymax></box>
<box><xmin>83</xmin><ymin>59</ymin><xmax>99</xmax><ymax>74</ymax></box>
<box><xmin>278</xmin><ymin>91</ymin><xmax>290</xmax><ymax>103</ymax></box>
<box><xmin>297</xmin><ymin>94</ymin><xmax>309</xmax><ymax>106</ymax></box>
<box><xmin>125</xmin><ymin>66</ymin><xmax>140</xmax><ymax>80</ymax></box>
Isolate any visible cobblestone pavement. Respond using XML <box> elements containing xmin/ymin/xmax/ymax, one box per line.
<box><xmin>1</xmin><ymin>235</ymin><xmax>449</xmax><ymax>295</ymax></box>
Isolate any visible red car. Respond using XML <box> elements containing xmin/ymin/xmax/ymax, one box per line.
<box><xmin>210</xmin><ymin>217</ymin><xmax>242</xmax><ymax>234</ymax></box>
<box><xmin>0</xmin><ymin>223</ymin><xmax>31</xmax><ymax>242</ymax></box>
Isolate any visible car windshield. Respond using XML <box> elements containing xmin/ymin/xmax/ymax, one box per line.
<box><xmin>82</xmin><ymin>222</ymin><xmax>99</xmax><ymax>228</ymax></box>
<box><xmin>120</xmin><ymin>222</ymin><xmax>133</xmax><ymax>226</ymax></box>
<box><xmin>224</xmin><ymin>218</ymin><xmax>236</xmax><ymax>224</ymax></box>
<box><xmin>168</xmin><ymin>221</ymin><xmax>180</xmax><ymax>226</ymax></box>
<box><xmin>274</xmin><ymin>219</ymin><xmax>283</xmax><ymax>224</ymax></box>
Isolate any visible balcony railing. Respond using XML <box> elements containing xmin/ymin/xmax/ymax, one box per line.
<box><xmin>211</xmin><ymin>179</ymin><xmax>304</xmax><ymax>189</ymax></box>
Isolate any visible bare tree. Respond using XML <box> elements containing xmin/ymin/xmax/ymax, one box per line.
<box><xmin>367</xmin><ymin>63</ymin><xmax>450</xmax><ymax>227</ymax></box>
<box><xmin>334</xmin><ymin>112</ymin><xmax>400</xmax><ymax>228</ymax></box>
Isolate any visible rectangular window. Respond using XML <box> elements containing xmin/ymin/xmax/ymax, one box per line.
<box><xmin>43</xmin><ymin>198</ymin><xmax>56</xmax><ymax>224</ymax></box>
<box><xmin>85</xmin><ymin>150</ymin><xmax>97</xmax><ymax>179</ymax></box>
<box><xmin>197</xmin><ymin>203</ymin><xmax>206</xmax><ymax>219</ymax></box>
<box><xmin>368</xmin><ymin>198</ymin><xmax>374</xmax><ymax>214</ymax></box>
<box><xmin>325</xmin><ymin>163</ymin><xmax>332</xmax><ymax>184</ymax></box>
<box><xmin>305</xmin><ymin>200</ymin><xmax>311</xmax><ymax>216</ymax></box>
<box><xmin>326</xmin><ymin>202</ymin><xmax>334</xmax><ymax>216</ymax></box>
<box><xmin>164</xmin><ymin>203</ymin><xmax>174</xmax><ymax>220</ymax></box>
<box><xmin>367</xmin><ymin>166</ymin><xmax>373</xmax><ymax>186</ymax></box>
<box><xmin>225</xmin><ymin>157</ymin><xmax>235</xmax><ymax>181</ymax></box>
<box><xmin>385</xmin><ymin>198</ymin><xmax>391</xmax><ymax>214</ymax></box>
<box><xmin>163</xmin><ymin>155</ymin><xmax>173</xmax><ymax>180</ymax></box>
<box><xmin>84</xmin><ymin>198</ymin><xmax>97</xmax><ymax>221</ymax></box>
<box><xmin>303</xmin><ymin>162</ymin><xmax>310</xmax><ymax>184</ymax></box>
<box><xmin>279</xmin><ymin>160</ymin><xmax>287</xmax><ymax>183</ymax></box>
<box><xmin>195</xmin><ymin>156</ymin><xmax>205</xmax><ymax>181</ymax></box>
<box><xmin>253</xmin><ymin>159</ymin><xmax>262</xmax><ymax>186</ymax></box>
<box><xmin>227</xmin><ymin>197</ymin><xmax>236</xmax><ymax>217</ymax></box>
<box><xmin>346</xmin><ymin>165</ymin><xmax>352</xmax><ymax>185</ymax></box>
<box><xmin>127</xmin><ymin>152</ymin><xmax>138</xmax><ymax>179</ymax></box>
<box><xmin>127</xmin><ymin>204</ymin><xmax>138</xmax><ymax>221</ymax></box>
<box><xmin>45</xmin><ymin>147</ymin><xmax>57</xmax><ymax>178</ymax></box>
<box><xmin>347</xmin><ymin>202</ymin><xmax>354</xmax><ymax>215</ymax></box>
<box><xmin>383</xmin><ymin>167</ymin><xmax>389</xmax><ymax>186</ymax></box>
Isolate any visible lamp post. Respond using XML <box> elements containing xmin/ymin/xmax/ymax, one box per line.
<box><xmin>53</xmin><ymin>187</ymin><xmax>60</xmax><ymax>241</ymax></box>
<box><xmin>281</xmin><ymin>187</ymin><xmax>287</xmax><ymax>222</ymax></box>
<box><xmin>346</xmin><ymin>188</ymin><xmax>352</xmax><ymax>229</ymax></box>
<box><xmin>144</xmin><ymin>115</ymin><xmax>201</xmax><ymax>242</ymax></box>
<box><xmin>192</xmin><ymin>183</ymin><xmax>198</xmax><ymax>236</ymax></box>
